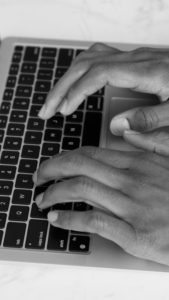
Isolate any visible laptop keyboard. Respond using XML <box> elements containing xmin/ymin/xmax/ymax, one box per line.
<box><xmin>0</xmin><ymin>45</ymin><xmax>104</xmax><ymax>254</ymax></box>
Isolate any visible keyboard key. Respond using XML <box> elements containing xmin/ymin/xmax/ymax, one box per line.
<box><xmin>12</xmin><ymin>52</ymin><xmax>22</xmax><ymax>63</ymax></box>
<box><xmin>21</xmin><ymin>145</ymin><xmax>40</xmax><ymax>159</ymax></box>
<box><xmin>73</xmin><ymin>202</ymin><xmax>91</xmax><ymax>211</ymax></box>
<box><xmin>9</xmin><ymin>205</ymin><xmax>29</xmax><ymax>222</ymax></box>
<box><xmin>0</xmin><ymin>213</ymin><xmax>7</xmax><ymax>228</ymax></box>
<box><xmin>15</xmin><ymin>45</ymin><xmax>23</xmax><ymax>52</ymax></box>
<box><xmin>16</xmin><ymin>86</ymin><xmax>32</xmax><ymax>97</ymax></box>
<box><xmin>35</xmin><ymin>81</ymin><xmax>51</xmax><ymax>92</ymax></box>
<box><xmin>3</xmin><ymin>89</ymin><xmax>14</xmax><ymax>101</ymax></box>
<box><xmin>69</xmin><ymin>235</ymin><xmax>90</xmax><ymax>252</ymax></box>
<box><xmin>19</xmin><ymin>74</ymin><xmax>34</xmax><ymax>85</ymax></box>
<box><xmin>7</xmin><ymin>123</ymin><xmax>24</xmax><ymax>136</ymax></box>
<box><xmin>42</xmin><ymin>47</ymin><xmax>57</xmax><ymax>58</ymax></box>
<box><xmin>21</xmin><ymin>62</ymin><xmax>37</xmax><ymax>73</ymax></box>
<box><xmin>53</xmin><ymin>202</ymin><xmax>72</xmax><ymax>210</ymax></box>
<box><xmin>0</xmin><ymin>130</ymin><xmax>4</xmax><ymax>143</ymax></box>
<box><xmin>39</xmin><ymin>156</ymin><xmax>50</xmax><ymax>165</ymax></box>
<box><xmin>37</xmin><ymin>69</ymin><xmax>53</xmax><ymax>80</ymax></box>
<box><xmin>57</xmin><ymin>48</ymin><xmax>74</xmax><ymax>67</ymax></box>
<box><xmin>0</xmin><ymin>196</ymin><xmax>10</xmax><ymax>211</ymax></box>
<box><xmin>13</xmin><ymin>98</ymin><xmax>29</xmax><ymax>110</ymax></box>
<box><xmin>40</xmin><ymin>58</ymin><xmax>55</xmax><ymax>69</ymax></box>
<box><xmin>0</xmin><ymin>102</ymin><xmax>11</xmax><ymax>114</ymax></box>
<box><xmin>27</xmin><ymin>118</ymin><xmax>44</xmax><ymax>131</ymax></box>
<box><xmin>0</xmin><ymin>230</ymin><xmax>3</xmax><ymax>245</ymax></box>
<box><xmin>0</xmin><ymin>180</ymin><xmax>13</xmax><ymax>195</ymax></box>
<box><xmin>24</xmin><ymin>46</ymin><xmax>40</xmax><ymax>62</ymax></box>
<box><xmin>82</xmin><ymin>112</ymin><xmax>102</xmax><ymax>146</ymax></box>
<box><xmin>62</xmin><ymin>137</ymin><xmax>80</xmax><ymax>150</ymax></box>
<box><xmin>42</xmin><ymin>143</ymin><xmax>60</xmax><ymax>156</ymax></box>
<box><xmin>30</xmin><ymin>203</ymin><xmax>49</xmax><ymax>219</ymax></box>
<box><xmin>44</xmin><ymin>129</ymin><xmax>62</xmax><ymax>142</ymax></box>
<box><xmin>24</xmin><ymin>131</ymin><xmax>42</xmax><ymax>144</ymax></box>
<box><xmin>25</xmin><ymin>219</ymin><xmax>48</xmax><ymax>249</ymax></box>
<box><xmin>77</xmin><ymin>102</ymin><xmax>85</xmax><ymax>110</ymax></box>
<box><xmin>86</xmin><ymin>96</ymin><xmax>103</xmax><ymax>111</ymax></box>
<box><xmin>9</xmin><ymin>64</ymin><xmax>19</xmax><ymax>75</ymax></box>
<box><xmin>18</xmin><ymin>159</ymin><xmax>37</xmax><ymax>174</ymax></box>
<box><xmin>0</xmin><ymin>151</ymin><xmax>19</xmax><ymax>165</ymax></box>
<box><xmin>12</xmin><ymin>189</ymin><xmax>32</xmax><ymax>205</ymax></box>
<box><xmin>0</xmin><ymin>116</ymin><xmax>7</xmax><ymax>128</ymax></box>
<box><xmin>66</xmin><ymin>111</ymin><xmax>83</xmax><ymax>123</ymax></box>
<box><xmin>29</xmin><ymin>105</ymin><xmax>41</xmax><ymax>117</ymax></box>
<box><xmin>33</xmin><ymin>185</ymin><xmax>49</xmax><ymax>201</ymax></box>
<box><xmin>92</xmin><ymin>88</ymin><xmax>105</xmax><ymax>96</ymax></box>
<box><xmin>64</xmin><ymin>123</ymin><xmax>82</xmax><ymax>136</ymax></box>
<box><xmin>46</xmin><ymin>115</ymin><xmax>64</xmax><ymax>128</ymax></box>
<box><xmin>0</xmin><ymin>165</ymin><xmax>16</xmax><ymax>180</ymax></box>
<box><xmin>32</xmin><ymin>93</ymin><xmax>47</xmax><ymax>105</ymax></box>
<box><xmin>55</xmin><ymin>67</ymin><xmax>68</xmax><ymax>78</ymax></box>
<box><xmin>4</xmin><ymin>137</ymin><xmax>22</xmax><ymax>150</ymax></box>
<box><xmin>15</xmin><ymin>174</ymin><xmax>34</xmax><ymax>189</ymax></box>
<box><xmin>3</xmin><ymin>222</ymin><xmax>26</xmax><ymax>248</ymax></box>
<box><xmin>47</xmin><ymin>225</ymin><xmax>68</xmax><ymax>251</ymax></box>
<box><xmin>6</xmin><ymin>76</ymin><xmax>17</xmax><ymax>88</ymax></box>
<box><xmin>10</xmin><ymin>110</ymin><xmax>27</xmax><ymax>123</ymax></box>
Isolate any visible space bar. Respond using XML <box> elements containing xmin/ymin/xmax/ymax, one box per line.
<box><xmin>82</xmin><ymin>112</ymin><xmax>102</xmax><ymax>146</ymax></box>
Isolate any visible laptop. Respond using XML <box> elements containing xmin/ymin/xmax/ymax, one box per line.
<box><xmin>0</xmin><ymin>36</ymin><xmax>168</xmax><ymax>272</ymax></box>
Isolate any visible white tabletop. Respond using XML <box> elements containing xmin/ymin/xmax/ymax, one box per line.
<box><xmin>1</xmin><ymin>0</ymin><xmax>169</xmax><ymax>299</ymax></box>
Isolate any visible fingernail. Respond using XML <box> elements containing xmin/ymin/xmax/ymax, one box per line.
<box><xmin>110</xmin><ymin>118</ymin><xmax>130</xmax><ymax>135</ymax></box>
<box><xmin>59</xmin><ymin>100</ymin><xmax>68</xmax><ymax>115</ymax></box>
<box><xmin>35</xmin><ymin>193</ymin><xmax>44</xmax><ymax>206</ymax></box>
<box><xmin>32</xmin><ymin>171</ymin><xmax>38</xmax><ymax>183</ymax></box>
<box><xmin>38</xmin><ymin>104</ymin><xmax>47</xmax><ymax>119</ymax></box>
<box><xmin>48</xmin><ymin>211</ymin><xmax>59</xmax><ymax>223</ymax></box>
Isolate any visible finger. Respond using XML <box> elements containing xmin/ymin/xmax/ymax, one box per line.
<box><xmin>89</xmin><ymin>42</ymin><xmax>121</xmax><ymax>53</ymax></box>
<box><xmin>110</xmin><ymin>101</ymin><xmax>169</xmax><ymax>136</ymax></box>
<box><xmin>35</xmin><ymin>176</ymin><xmax>133</xmax><ymax>219</ymax></box>
<box><xmin>47</xmin><ymin>209</ymin><xmax>136</xmax><ymax>253</ymax></box>
<box><xmin>123</xmin><ymin>128</ymin><xmax>169</xmax><ymax>157</ymax></box>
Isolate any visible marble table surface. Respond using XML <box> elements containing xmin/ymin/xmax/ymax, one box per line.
<box><xmin>1</xmin><ymin>0</ymin><xmax>169</xmax><ymax>299</ymax></box>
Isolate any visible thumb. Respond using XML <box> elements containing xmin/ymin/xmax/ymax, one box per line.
<box><xmin>110</xmin><ymin>101</ymin><xmax>169</xmax><ymax>136</ymax></box>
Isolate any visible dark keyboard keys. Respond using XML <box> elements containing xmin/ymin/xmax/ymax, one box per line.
<box><xmin>24</xmin><ymin>131</ymin><xmax>42</xmax><ymax>144</ymax></box>
<box><xmin>15</xmin><ymin>174</ymin><xmax>34</xmax><ymax>189</ymax></box>
<box><xmin>9</xmin><ymin>205</ymin><xmax>29</xmax><ymax>222</ymax></box>
<box><xmin>47</xmin><ymin>226</ymin><xmax>68</xmax><ymax>251</ymax></box>
<box><xmin>64</xmin><ymin>123</ymin><xmax>82</xmax><ymax>136</ymax></box>
<box><xmin>27</xmin><ymin>118</ymin><xmax>44</xmax><ymax>131</ymax></box>
<box><xmin>40</xmin><ymin>58</ymin><xmax>55</xmax><ymax>69</ymax></box>
<box><xmin>62</xmin><ymin>137</ymin><xmax>80</xmax><ymax>150</ymax></box>
<box><xmin>92</xmin><ymin>88</ymin><xmax>105</xmax><ymax>96</ymax></box>
<box><xmin>82</xmin><ymin>112</ymin><xmax>102</xmax><ymax>146</ymax></box>
<box><xmin>73</xmin><ymin>202</ymin><xmax>91</xmax><ymax>211</ymax></box>
<box><xmin>16</xmin><ymin>86</ymin><xmax>32</xmax><ymax>97</ymax></box>
<box><xmin>0</xmin><ymin>230</ymin><xmax>3</xmax><ymax>245</ymax></box>
<box><xmin>44</xmin><ymin>129</ymin><xmax>62</xmax><ymax>142</ymax></box>
<box><xmin>12</xmin><ymin>189</ymin><xmax>32</xmax><ymax>205</ymax></box>
<box><xmin>42</xmin><ymin>47</ymin><xmax>57</xmax><ymax>58</ymax></box>
<box><xmin>29</xmin><ymin>105</ymin><xmax>41</xmax><ymax>117</ymax></box>
<box><xmin>3</xmin><ymin>89</ymin><xmax>14</xmax><ymax>101</ymax></box>
<box><xmin>24</xmin><ymin>46</ymin><xmax>40</xmax><ymax>62</ymax></box>
<box><xmin>12</xmin><ymin>52</ymin><xmax>22</xmax><ymax>63</ymax></box>
<box><xmin>32</xmin><ymin>93</ymin><xmax>47</xmax><ymax>105</ymax></box>
<box><xmin>0</xmin><ymin>102</ymin><xmax>11</xmax><ymax>114</ymax></box>
<box><xmin>0</xmin><ymin>180</ymin><xmax>13</xmax><ymax>195</ymax></box>
<box><xmin>6</xmin><ymin>76</ymin><xmax>17</xmax><ymax>88</ymax></box>
<box><xmin>57</xmin><ymin>49</ymin><xmax>74</xmax><ymax>67</ymax></box>
<box><xmin>21</xmin><ymin>62</ymin><xmax>37</xmax><ymax>73</ymax></box>
<box><xmin>46</xmin><ymin>115</ymin><xmax>64</xmax><ymax>128</ymax></box>
<box><xmin>25</xmin><ymin>219</ymin><xmax>48</xmax><ymax>249</ymax></box>
<box><xmin>42</xmin><ymin>143</ymin><xmax>60</xmax><ymax>156</ymax></box>
<box><xmin>0</xmin><ymin>116</ymin><xmax>7</xmax><ymax>128</ymax></box>
<box><xmin>86</xmin><ymin>96</ymin><xmax>103</xmax><ymax>111</ymax></box>
<box><xmin>15</xmin><ymin>46</ymin><xmax>23</xmax><ymax>52</ymax></box>
<box><xmin>18</xmin><ymin>159</ymin><xmax>37</xmax><ymax>174</ymax></box>
<box><xmin>69</xmin><ymin>235</ymin><xmax>90</xmax><ymax>252</ymax></box>
<box><xmin>22</xmin><ymin>145</ymin><xmax>40</xmax><ymax>159</ymax></box>
<box><xmin>0</xmin><ymin>165</ymin><xmax>16</xmax><ymax>180</ymax></box>
<box><xmin>0</xmin><ymin>213</ymin><xmax>7</xmax><ymax>228</ymax></box>
<box><xmin>9</xmin><ymin>64</ymin><xmax>19</xmax><ymax>75</ymax></box>
<box><xmin>3</xmin><ymin>222</ymin><xmax>26</xmax><ymax>248</ymax></box>
<box><xmin>0</xmin><ymin>130</ymin><xmax>4</xmax><ymax>143</ymax></box>
<box><xmin>0</xmin><ymin>196</ymin><xmax>10</xmax><ymax>212</ymax></box>
<box><xmin>30</xmin><ymin>203</ymin><xmax>49</xmax><ymax>219</ymax></box>
<box><xmin>4</xmin><ymin>137</ymin><xmax>22</xmax><ymax>150</ymax></box>
<box><xmin>55</xmin><ymin>67</ymin><xmax>68</xmax><ymax>78</ymax></box>
<box><xmin>7</xmin><ymin>123</ymin><xmax>24</xmax><ymax>136</ymax></box>
<box><xmin>35</xmin><ymin>81</ymin><xmax>51</xmax><ymax>92</ymax></box>
<box><xmin>0</xmin><ymin>151</ymin><xmax>19</xmax><ymax>165</ymax></box>
<box><xmin>13</xmin><ymin>98</ymin><xmax>29</xmax><ymax>110</ymax></box>
<box><xmin>66</xmin><ymin>111</ymin><xmax>83</xmax><ymax>123</ymax></box>
<box><xmin>19</xmin><ymin>74</ymin><xmax>34</xmax><ymax>85</ymax></box>
<box><xmin>10</xmin><ymin>110</ymin><xmax>27</xmax><ymax>123</ymax></box>
<box><xmin>37</xmin><ymin>69</ymin><xmax>53</xmax><ymax>80</ymax></box>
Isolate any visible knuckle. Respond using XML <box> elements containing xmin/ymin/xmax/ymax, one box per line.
<box><xmin>71</xmin><ymin>176</ymin><xmax>94</xmax><ymax>197</ymax></box>
<box><xmin>63</xmin><ymin>152</ymin><xmax>84</xmax><ymax>169</ymax></box>
<box><xmin>130</xmin><ymin>107</ymin><xmax>159</xmax><ymax>131</ymax></box>
<box><xmin>79</xmin><ymin>146</ymin><xmax>98</xmax><ymax>158</ymax></box>
<box><xmin>89</xmin><ymin>42</ymin><xmax>107</xmax><ymax>52</ymax></box>
<box><xmin>87</xmin><ymin>211</ymin><xmax>107</xmax><ymax>233</ymax></box>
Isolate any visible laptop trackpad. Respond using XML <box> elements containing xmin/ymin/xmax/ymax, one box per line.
<box><xmin>106</xmin><ymin>96</ymin><xmax>160</xmax><ymax>151</ymax></box>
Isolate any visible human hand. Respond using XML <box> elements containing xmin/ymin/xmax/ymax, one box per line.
<box><xmin>34</xmin><ymin>146</ymin><xmax>169</xmax><ymax>266</ymax></box>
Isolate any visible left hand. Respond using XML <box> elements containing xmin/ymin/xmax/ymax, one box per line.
<box><xmin>34</xmin><ymin>146</ymin><xmax>169</xmax><ymax>266</ymax></box>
